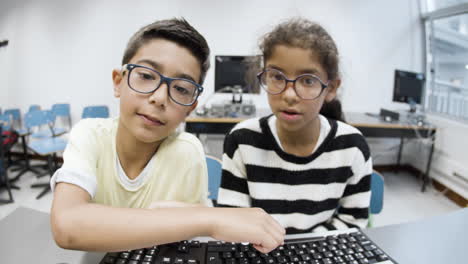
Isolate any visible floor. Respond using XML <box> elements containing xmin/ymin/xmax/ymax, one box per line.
<box><xmin>0</xmin><ymin>167</ymin><xmax>461</xmax><ymax>228</ymax></box>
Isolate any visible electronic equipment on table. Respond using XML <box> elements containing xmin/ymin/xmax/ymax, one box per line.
<box><xmin>393</xmin><ymin>69</ymin><xmax>425</xmax><ymax>113</ymax></box>
<box><xmin>99</xmin><ymin>228</ymin><xmax>397</xmax><ymax>264</ymax></box>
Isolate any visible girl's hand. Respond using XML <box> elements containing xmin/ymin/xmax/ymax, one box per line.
<box><xmin>208</xmin><ymin>207</ymin><xmax>285</xmax><ymax>253</ymax></box>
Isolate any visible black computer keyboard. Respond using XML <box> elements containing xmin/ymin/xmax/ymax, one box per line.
<box><xmin>99</xmin><ymin>228</ymin><xmax>397</xmax><ymax>264</ymax></box>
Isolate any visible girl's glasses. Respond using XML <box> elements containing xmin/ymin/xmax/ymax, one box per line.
<box><xmin>257</xmin><ymin>68</ymin><xmax>328</xmax><ymax>100</ymax></box>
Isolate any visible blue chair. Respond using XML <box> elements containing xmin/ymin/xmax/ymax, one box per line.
<box><xmin>82</xmin><ymin>105</ymin><xmax>109</xmax><ymax>119</ymax></box>
<box><xmin>368</xmin><ymin>171</ymin><xmax>384</xmax><ymax>227</ymax></box>
<box><xmin>28</xmin><ymin>105</ymin><xmax>41</xmax><ymax>112</ymax></box>
<box><xmin>206</xmin><ymin>155</ymin><xmax>222</xmax><ymax>202</ymax></box>
<box><xmin>24</xmin><ymin>110</ymin><xmax>67</xmax><ymax>199</ymax></box>
<box><xmin>31</xmin><ymin>107</ymin><xmax>68</xmax><ymax>139</ymax></box>
<box><xmin>0</xmin><ymin>114</ymin><xmax>12</xmax><ymax>131</ymax></box>
<box><xmin>3</xmin><ymin>109</ymin><xmax>21</xmax><ymax>131</ymax></box>
<box><xmin>51</xmin><ymin>103</ymin><xmax>72</xmax><ymax>131</ymax></box>
<box><xmin>370</xmin><ymin>171</ymin><xmax>384</xmax><ymax>214</ymax></box>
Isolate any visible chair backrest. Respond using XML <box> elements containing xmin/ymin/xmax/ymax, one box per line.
<box><xmin>24</xmin><ymin>110</ymin><xmax>53</xmax><ymax>131</ymax></box>
<box><xmin>4</xmin><ymin>108</ymin><xmax>21</xmax><ymax>121</ymax></box>
<box><xmin>4</xmin><ymin>108</ymin><xmax>22</xmax><ymax>129</ymax></box>
<box><xmin>51</xmin><ymin>103</ymin><xmax>71</xmax><ymax>128</ymax></box>
<box><xmin>51</xmin><ymin>103</ymin><xmax>70</xmax><ymax>117</ymax></box>
<box><xmin>0</xmin><ymin>114</ymin><xmax>12</xmax><ymax>131</ymax></box>
<box><xmin>370</xmin><ymin>171</ymin><xmax>384</xmax><ymax>214</ymax></box>
<box><xmin>82</xmin><ymin>105</ymin><xmax>109</xmax><ymax>119</ymax></box>
<box><xmin>28</xmin><ymin>105</ymin><xmax>41</xmax><ymax>113</ymax></box>
<box><xmin>206</xmin><ymin>155</ymin><xmax>222</xmax><ymax>201</ymax></box>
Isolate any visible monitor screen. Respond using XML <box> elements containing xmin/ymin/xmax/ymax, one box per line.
<box><xmin>393</xmin><ymin>69</ymin><xmax>425</xmax><ymax>104</ymax></box>
<box><xmin>214</xmin><ymin>55</ymin><xmax>260</xmax><ymax>94</ymax></box>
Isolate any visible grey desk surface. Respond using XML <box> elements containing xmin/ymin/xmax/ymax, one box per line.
<box><xmin>0</xmin><ymin>207</ymin><xmax>466</xmax><ymax>264</ymax></box>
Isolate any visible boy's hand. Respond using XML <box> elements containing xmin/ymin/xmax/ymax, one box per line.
<box><xmin>148</xmin><ymin>201</ymin><xmax>204</xmax><ymax>209</ymax></box>
<box><xmin>209</xmin><ymin>207</ymin><xmax>285</xmax><ymax>253</ymax></box>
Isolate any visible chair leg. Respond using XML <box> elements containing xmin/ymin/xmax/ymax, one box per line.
<box><xmin>9</xmin><ymin>135</ymin><xmax>42</xmax><ymax>182</ymax></box>
<box><xmin>31</xmin><ymin>154</ymin><xmax>55</xmax><ymax>200</ymax></box>
<box><xmin>31</xmin><ymin>183</ymin><xmax>51</xmax><ymax>199</ymax></box>
<box><xmin>0</xmin><ymin>167</ymin><xmax>15</xmax><ymax>204</ymax></box>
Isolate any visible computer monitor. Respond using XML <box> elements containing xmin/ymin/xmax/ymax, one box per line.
<box><xmin>214</xmin><ymin>55</ymin><xmax>260</xmax><ymax>94</ymax></box>
<box><xmin>393</xmin><ymin>69</ymin><xmax>425</xmax><ymax>112</ymax></box>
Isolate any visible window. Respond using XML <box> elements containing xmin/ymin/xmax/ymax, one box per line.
<box><xmin>423</xmin><ymin>1</ymin><xmax>468</xmax><ymax>122</ymax></box>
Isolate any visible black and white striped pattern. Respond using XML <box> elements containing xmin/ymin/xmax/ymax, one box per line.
<box><xmin>217</xmin><ymin>115</ymin><xmax>372</xmax><ymax>234</ymax></box>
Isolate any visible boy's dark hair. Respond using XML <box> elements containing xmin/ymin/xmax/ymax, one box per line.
<box><xmin>259</xmin><ymin>17</ymin><xmax>344</xmax><ymax>121</ymax></box>
<box><xmin>122</xmin><ymin>18</ymin><xmax>210</xmax><ymax>85</ymax></box>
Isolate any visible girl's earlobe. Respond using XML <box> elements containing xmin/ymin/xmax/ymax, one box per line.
<box><xmin>325</xmin><ymin>79</ymin><xmax>340</xmax><ymax>102</ymax></box>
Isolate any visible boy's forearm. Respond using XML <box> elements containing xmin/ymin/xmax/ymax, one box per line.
<box><xmin>52</xmin><ymin>204</ymin><xmax>213</xmax><ymax>252</ymax></box>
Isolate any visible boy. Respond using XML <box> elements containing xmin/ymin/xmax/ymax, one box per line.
<box><xmin>50</xmin><ymin>18</ymin><xmax>284</xmax><ymax>253</ymax></box>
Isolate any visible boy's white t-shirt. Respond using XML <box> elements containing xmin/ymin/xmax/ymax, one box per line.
<box><xmin>50</xmin><ymin>118</ymin><xmax>208</xmax><ymax>208</ymax></box>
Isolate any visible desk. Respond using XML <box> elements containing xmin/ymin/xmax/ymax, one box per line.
<box><xmin>186</xmin><ymin>112</ymin><xmax>437</xmax><ymax>191</ymax></box>
<box><xmin>0</xmin><ymin>207</ymin><xmax>466</xmax><ymax>264</ymax></box>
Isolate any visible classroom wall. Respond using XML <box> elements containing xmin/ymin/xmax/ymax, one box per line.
<box><xmin>3</xmin><ymin>0</ymin><xmax>466</xmax><ymax>196</ymax></box>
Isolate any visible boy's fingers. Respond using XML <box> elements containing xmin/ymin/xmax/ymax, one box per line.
<box><xmin>253</xmin><ymin>242</ymin><xmax>274</xmax><ymax>254</ymax></box>
<box><xmin>268</xmin><ymin>216</ymin><xmax>286</xmax><ymax>237</ymax></box>
<box><xmin>264</xmin><ymin>217</ymin><xmax>285</xmax><ymax>245</ymax></box>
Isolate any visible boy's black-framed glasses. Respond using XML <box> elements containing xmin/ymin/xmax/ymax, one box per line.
<box><xmin>122</xmin><ymin>64</ymin><xmax>203</xmax><ymax>106</ymax></box>
<box><xmin>257</xmin><ymin>68</ymin><xmax>329</xmax><ymax>100</ymax></box>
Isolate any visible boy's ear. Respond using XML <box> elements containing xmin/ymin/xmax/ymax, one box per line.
<box><xmin>112</xmin><ymin>69</ymin><xmax>123</xmax><ymax>98</ymax></box>
<box><xmin>325</xmin><ymin>79</ymin><xmax>341</xmax><ymax>102</ymax></box>
<box><xmin>186</xmin><ymin>101</ymin><xmax>198</xmax><ymax>116</ymax></box>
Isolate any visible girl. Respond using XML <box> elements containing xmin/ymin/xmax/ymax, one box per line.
<box><xmin>217</xmin><ymin>18</ymin><xmax>372</xmax><ymax>234</ymax></box>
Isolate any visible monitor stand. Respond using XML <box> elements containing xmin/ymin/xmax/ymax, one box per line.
<box><xmin>231</xmin><ymin>86</ymin><xmax>243</xmax><ymax>104</ymax></box>
<box><xmin>408</xmin><ymin>99</ymin><xmax>417</xmax><ymax>113</ymax></box>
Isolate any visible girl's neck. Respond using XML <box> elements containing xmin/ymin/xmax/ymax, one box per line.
<box><xmin>276</xmin><ymin>116</ymin><xmax>321</xmax><ymax>157</ymax></box>
<box><xmin>116</xmin><ymin>122</ymin><xmax>162</xmax><ymax>180</ymax></box>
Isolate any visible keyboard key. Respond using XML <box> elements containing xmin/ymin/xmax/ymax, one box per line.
<box><xmin>178</xmin><ymin>245</ymin><xmax>189</xmax><ymax>253</ymax></box>
<box><xmin>239</xmin><ymin>257</ymin><xmax>249</xmax><ymax>264</ymax></box>
<box><xmin>376</xmin><ymin>254</ymin><xmax>389</xmax><ymax>261</ymax></box>
<box><xmin>251</xmin><ymin>257</ymin><xmax>263</xmax><ymax>264</ymax></box>
<box><xmin>277</xmin><ymin>256</ymin><xmax>288</xmax><ymax>263</ymax></box>
<box><xmin>247</xmin><ymin>251</ymin><xmax>258</xmax><ymax>258</ymax></box>
<box><xmin>225</xmin><ymin>258</ymin><xmax>236</xmax><ymax>264</ymax></box>
<box><xmin>289</xmin><ymin>256</ymin><xmax>300</xmax><ymax>262</ymax></box>
<box><xmin>208</xmin><ymin>245</ymin><xmax>237</xmax><ymax>252</ymax></box>
<box><xmin>234</xmin><ymin>252</ymin><xmax>245</xmax><ymax>258</ymax></box>
<box><xmin>358</xmin><ymin>258</ymin><xmax>370</xmax><ymax>264</ymax></box>
<box><xmin>115</xmin><ymin>259</ymin><xmax>127</xmax><ymax>264</ymax></box>
<box><xmin>103</xmin><ymin>256</ymin><xmax>115</xmax><ymax>264</ymax></box>
<box><xmin>174</xmin><ymin>258</ymin><xmax>184</xmax><ymax>264</ymax></box>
